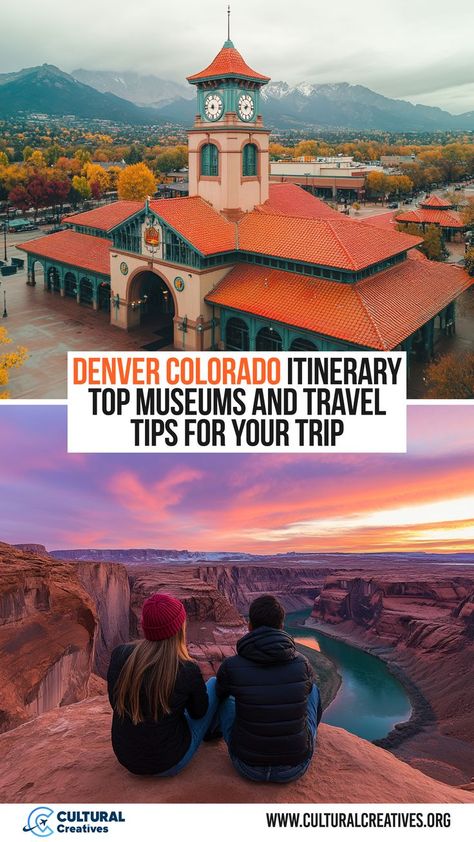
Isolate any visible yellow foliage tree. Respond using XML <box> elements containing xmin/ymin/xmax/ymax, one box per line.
<box><xmin>83</xmin><ymin>163</ymin><xmax>110</xmax><ymax>194</ymax></box>
<box><xmin>117</xmin><ymin>163</ymin><xmax>156</xmax><ymax>200</ymax></box>
<box><xmin>0</xmin><ymin>327</ymin><xmax>27</xmax><ymax>399</ymax></box>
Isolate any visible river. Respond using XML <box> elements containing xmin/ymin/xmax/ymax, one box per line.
<box><xmin>285</xmin><ymin>610</ymin><xmax>412</xmax><ymax>741</ymax></box>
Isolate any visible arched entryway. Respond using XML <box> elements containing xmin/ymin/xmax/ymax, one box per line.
<box><xmin>128</xmin><ymin>270</ymin><xmax>175</xmax><ymax>346</ymax></box>
<box><xmin>47</xmin><ymin>266</ymin><xmax>60</xmax><ymax>293</ymax></box>
<box><xmin>64</xmin><ymin>271</ymin><xmax>77</xmax><ymax>298</ymax></box>
<box><xmin>290</xmin><ymin>337</ymin><xmax>318</xmax><ymax>351</ymax></box>
<box><xmin>256</xmin><ymin>326</ymin><xmax>282</xmax><ymax>351</ymax></box>
<box><xmin>98</xmin><ymin>281</ymin><xmax>111</xmax><ymax>312</ymax></box>
<box><xmin>225</xmin><ymin>317</ymin><xmax>249</xmax><ymax>350</ymax></box>
<box><xmin>79</xmin><ymin>277</ymin><xmax>94</xmax><ymax>307</ymax></box>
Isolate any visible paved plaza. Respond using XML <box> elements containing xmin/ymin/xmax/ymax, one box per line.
<box><xmin>2</xmin><ymin>230</ymin><xmax>172</xmax><ymax>398</ymax></box>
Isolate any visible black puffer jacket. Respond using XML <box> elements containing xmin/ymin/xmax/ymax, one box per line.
<box><xmin>107</xmin><ymin>644</ymin><xmax>208</xmax><ymax>775</ymax></box>
<box><xmin>216</xmin><ymin>627</ymin><xmax>316</xmax><ymax>767</ymax></box>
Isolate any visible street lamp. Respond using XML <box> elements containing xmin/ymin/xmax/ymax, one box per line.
<box><xmin>2</xmin><ymin>221</ymin><xmax>6</xmax><ymax>263</ymax></box>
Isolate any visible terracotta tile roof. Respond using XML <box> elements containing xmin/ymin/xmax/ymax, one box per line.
<box><xmin>395</xmin><ymin>207</ymin><xmax>464</xmax><ymax>228</ymax></box>
<box><xmin>62</xmin><ymin>201</ymin><xmax>143</xmax><ymax>232</ymax></box>
<box><xmin>421</xmin><ymin>194</ymin><xmax>454</xmax><ymax>209</ymax></box>
<box><xmin>187</xmin><ymin>42</ymin><xmax>270</xmax><ymax>83</ymax></box>
<box><xmin>206</xmin><ymin>258</ymin><xmax>472</xmax><ymax>350</ymax></box>
<box><xmin>405</xmin><ymin>248</ymin><xmax>427</xmax><ymax>261</ymax></box>
<box><xmin>150</xmin><ymin>196</ymin><xmax>236</xmax><ymax>255</ymax></box>
<box><xmin>17</xmin><ymin>231</ymin><xmax>111</xmax><ymax>276</ymax></box>
<box><xmin>259</xmin><ymin>184</ymin><xmax>341</xmax><ymax>219</ymax></box>
<box><xmin>238</xmin><ymin>212</ymin><xmax>423</xmax><ymax>270</ymax></box>
<box><xmin>359</xmin><ymin>211</ymin><xmax>398</xmax><ymax>231</ymax></box>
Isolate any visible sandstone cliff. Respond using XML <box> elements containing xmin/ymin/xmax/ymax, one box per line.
<box><xmin>0</xmin><ymin>543</ymin><xmax>97</xmax><ymax>732</ymax></box>
<box><xmin>74</xmin><ymin>562</ymin><xmax>130</xmax><ymax>677</ymax></box>
<box><xmin>0</xmin><ymin>695</ymin><xmax>472</xmax><ymax>804</ymax></box>
<box><xmin>308</xmin><ymin>572</ymin><xmax>474</xmax><ymax>784</ymax></box>
<box><xmin>198</xmin><ymin>563</ymin><xmax>326</xmax><ymax>611</ymax></box>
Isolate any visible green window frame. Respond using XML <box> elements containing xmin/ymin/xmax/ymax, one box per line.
<box><xmin>201</xmin><ymin>143</ymin><xmax>219</xmax><ymax>177</ymax></box>
<box><xmin>242</xmin><ymin>143</ymin><xmax>258</xmax><ymax>177</ymax></box>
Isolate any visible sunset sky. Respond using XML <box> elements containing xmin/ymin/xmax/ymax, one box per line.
<box><xmin>0</xmin><ymin>404</ymin><xmax>473</xmax><ymax>554</ymax></box>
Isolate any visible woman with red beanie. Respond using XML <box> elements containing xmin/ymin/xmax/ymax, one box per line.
<box><xmin>107</xmin><ymin>592</ymin><xmax>219</xmax><ymax>776</ymax></box>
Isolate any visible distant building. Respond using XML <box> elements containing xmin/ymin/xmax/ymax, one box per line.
<box><xmin>17</xmin><ymin>37</ymin><xmax>472</xmax><ymax>362</ymax></box>
<box><xmin>380</xmin><ymin>154</ymin><xmax>417</xmax><ymax>168</ymax></box>
<box><xmin>395</xmin><ymin>195</ymin><xmax>467</xmax><ymax>242</ymax></box>
<box><xmin>270</xmin><ymin>157</ymin><xmax>378</xmax><ymax>201</ymax></box>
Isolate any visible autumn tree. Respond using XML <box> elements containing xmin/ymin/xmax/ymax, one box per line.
<box><xmin>0</xmin><ymin>327</ymin><xmax>27</xmax><ymax>399</ymax></box>
<box><xmin>0</xmin><ymin>151</ymin><xmax>8</xmax><ymax>167</ymax></box>
<box><xmin>425</xmin><ymin>352</ymin><xmax>474</xmax><ymax>399</ymax></box>
<box><xmin>421</xmin><ymin>224</ymin><xmax>445</xmax><ymax>261</ymax></box>
<box><xmin>83</xmin><ymin>163</ymin><xmax>110</xmax><ymax>199</ymax></box>
<box><xmin>465</xmin><ymin>247</ymin><xmax>474</xmax><ymax>276</ymax></box>
<box><xmin>461</xmin><ymin>198</ymin><xmax>474</xmax><ymax>228</ymax></box>
<box><xmin>365</xmin><ymin>171</ymin><xmax>388</xmax><ymax>201</ymax></box>
<box><xmin>117</xmin><ymin>163</ymin><xmax>156</xmax><ymax>200</ymax></box>
<box><xmin>71</xmin><ymin>175</ymin><xmax>91</xmax><ymax>204</ymax></box>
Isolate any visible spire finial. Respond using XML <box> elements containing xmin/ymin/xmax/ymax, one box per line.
<box><xmin>227</xmin><ymin>4</ymin><xmax>231</xmax><ymax>41</ymax></box>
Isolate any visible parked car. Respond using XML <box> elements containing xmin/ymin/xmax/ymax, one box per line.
<box><xmin>45</xmin><ymin>224</ymin><xmax>68</xmax><ymax>235</ymax></box>
<box><xmin>388</xmin><ymin>202</ymin><xmax>399</xmax><ymax>209</ymax></box>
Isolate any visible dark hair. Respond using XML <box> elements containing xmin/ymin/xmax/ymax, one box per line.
<box><xmin>249</xmin><ymin>595</ymin><xmax>285</xmax><ymax>630</ymax></box>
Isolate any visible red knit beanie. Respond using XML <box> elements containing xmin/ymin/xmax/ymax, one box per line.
<box><xmin>141</xmin><ymin>593</ymin><xmax>186</xmax><ymax>641</ymax></box>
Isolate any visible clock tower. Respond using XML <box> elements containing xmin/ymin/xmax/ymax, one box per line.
<box><xmin>187</xmin><ymin>26</ymin><xmax>271</xmax><ymax>216</ymax></box>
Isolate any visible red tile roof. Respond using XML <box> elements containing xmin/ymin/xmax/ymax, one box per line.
<box><xmin>187</xmin><ymin>43</ymin><xmax>270</xmax><ymax>83</ymax></box>
<box><xmin>421</xmin><ymin>194</ymin><xmax>454</xmax><ymax>209</ymax></box>
<box><xmin>17</xmin><ymin>231</ymin><xmax>111</xmax><ymax>276</ymax></box>
<box><xmin>260</xmin><ymin>184</ymin><xmax>340</xmax><ymax>219</ymax></box>
<box><xmin>206</xmin><ymin>258</ymin><xmax>472</xmax><ymax>350</ymax></box>
<box><xmin>149</xmin><ymin>196</ymin><xmax>236</xmax><ymax>255</ymax></box>
<box><xmin>359</xmin><ymin>211</ymin><xmax>398</xmax><ymax>231</ymax></box>
<box><xmin>62</xmin><ymin>201</ymin><xmax>143</xmax><ymax>232</ymax></box>
<box><xmin>395</xmin><ymin>207</ymin><xmax>464</xmax><ymax>228</ymax></box>
<box><xmin>238</xmin><ymin>211</ymin><xmax>423</xmax><ymax>270</ymax></box>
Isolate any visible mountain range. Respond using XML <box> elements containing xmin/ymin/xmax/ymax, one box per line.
<box><xmin>1</xmin><ymin>63</ymin><xmax>474</xmax><ymax>131</ymax></box>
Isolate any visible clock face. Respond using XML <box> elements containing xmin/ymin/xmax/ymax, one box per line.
<box><xmin>238</xmin><ymin>93</ymin><xmax>255</xmax><ymax>121</ymax></box>
<box><xmin>204</xmin><ymin>93</ymin><xmax>223</xmax><ymax>121</ymax></box>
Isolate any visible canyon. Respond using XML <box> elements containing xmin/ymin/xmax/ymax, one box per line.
<box><xmin>1</xmin><ymin>542</ymin><xmax>474</xmax><ymax>803</ymax></box>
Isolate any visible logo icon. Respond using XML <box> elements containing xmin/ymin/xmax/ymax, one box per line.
<box><xmin>23</xmin><ymin>807</ymin><xmax>54</xmax><ymax>837</ymax></box>
<box><xmin>174</xmin><ymin>276</ymin><xmax>185</xmax><ymax>292</ymax></box>
<box><xmin>119</xmin><ymin>261</ymin><xmax>128</xmax><ymax>276</ymax></box>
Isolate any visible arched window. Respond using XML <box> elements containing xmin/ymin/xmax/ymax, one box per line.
<box><xmin>290</xmin><ymin>338</ymin><xmax>317</xmax><ymax>351</ymax></box>
<box><xmin>225</xmin><ymin>317</ymin><xmax>250</xmax><ymax>351</ymax></box>
<box><xmin>64</xmin><ymin>271</ymin><xmax>77</xmax><ymax>298</ymax></box>
<box><xmin>256</xmin><ymin>326</ymin><xmax>282</xmax><ymax>351</ymax></box>
<box><xmin>242</xmin><ymin>143</ymin><xmax>258</xmax><ymax>177</ymax></box>
<box><xmin>201</xmin><ymin>143</ymin><xmax>219</xmax><ymax>177</ymax></box>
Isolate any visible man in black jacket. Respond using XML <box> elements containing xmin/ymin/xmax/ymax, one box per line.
<box><xmin>216</xmin><ymin>594</ymin><xmax>321</xmax><ymax>783</ymax></box>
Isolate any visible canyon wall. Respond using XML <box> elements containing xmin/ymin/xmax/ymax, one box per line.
<box><xmin>308</xmin><ymin>572</ymin><xmax>474</xmax><ymax>782</ymax></box>
<box><xmin>0</xmin><ymin>543</ymin><xmax>97</xmax><ymax>732</ymax></box>
<box><xmin>74</xmin><ymin>562</ymin><xmax>131</xmax><ymax>677</ymax></box>
<box><xmin>197</xmin><ymin>564</ymin><xmax>326</xmax><ymax>611</ymax></box>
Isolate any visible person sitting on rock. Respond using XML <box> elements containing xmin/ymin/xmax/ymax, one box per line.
<box><xmin>216</xmin><ymin>594</ymin><xmax>321</xmax><ymax>783</ymax></box>
<box><xmin>107</xmin><ymin>592</ymin><xmax>219</xmax><ymax>776</ymax></box>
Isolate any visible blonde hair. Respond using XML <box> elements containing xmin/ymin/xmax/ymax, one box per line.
<box><xmin>114</xmin><ymin>624</ymin><xmax>191</xmax><ymax>724</ymax></box>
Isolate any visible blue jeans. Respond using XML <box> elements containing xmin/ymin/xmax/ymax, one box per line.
<box><xmin>219</xmin><ymin>684</ymin><xmax>320</xmax><ymax>783</ymax></box>
<box><xmin>156</xmin><ymin>677</ymin><xmax>220</xmax><ymax>777</ymax></box>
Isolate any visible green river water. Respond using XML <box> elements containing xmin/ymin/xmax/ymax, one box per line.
<box><xmin>285</xmin><ymin>610</ymin><xmax>412</xmax><ymax>741</ymax></box>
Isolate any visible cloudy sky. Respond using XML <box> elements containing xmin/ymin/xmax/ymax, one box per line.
<box><xmin>0</xmin><ymin>404</ymin><xmax>473</xmax><ymax>553</ymax></box>
<box><xmin>2</xmin><ymin>0</ymin><xmax>474</xmax><ymax>113</ymax></box>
